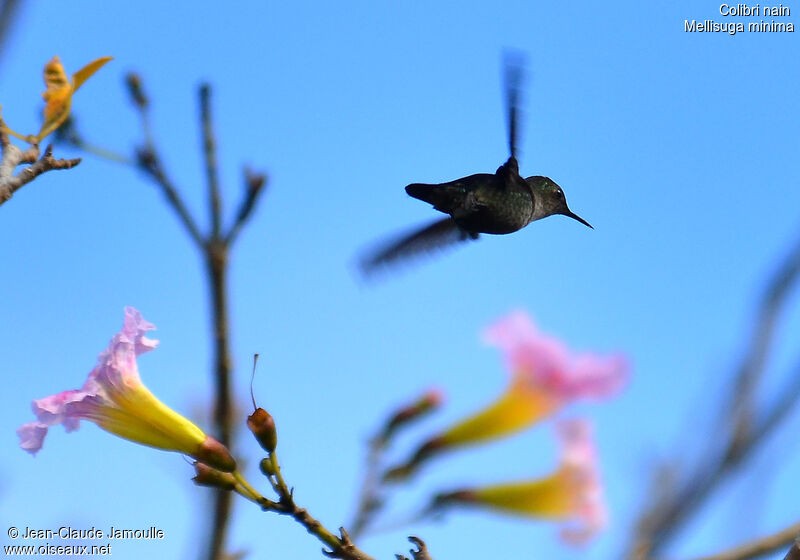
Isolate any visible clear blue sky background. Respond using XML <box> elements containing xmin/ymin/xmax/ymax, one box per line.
<box><xmin>2</xmin><ymin>2</ymin><xmax>799</xmax><ymax>559</ymax></box>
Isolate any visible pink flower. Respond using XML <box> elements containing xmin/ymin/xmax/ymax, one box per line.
<box><xmin>434</xmin><ymin>419</ymin><xmax>608</xmax><ymax>545</ymax></box>
<box><xmin>384</xmin><ymin>311</ymin><xmax>628</xmax><ymax>483</ymax></box>
<box><xmin>484</xmin><ymin>310</ymin><xmax>628</xmax><ymax>402</ymax></box>
<box><xmin>555</xmin><ymin>419</ymin><xmax>607</xmax><ymax>544</ymax></box>
<box><xmin>17</xmin><ymin>307</ymin><xmax>235</xmax><ymax>471</ymax></box>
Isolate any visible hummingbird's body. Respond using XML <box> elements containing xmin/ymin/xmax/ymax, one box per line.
<box><xmin>359</xmin><ymin>54</ymin><xmax>591</xmax><ymax>276</ymax></box>
<box><xmin>406</xmin><ymin>158</ymin><xmax>535</xmax><ymax>235</ymax></box>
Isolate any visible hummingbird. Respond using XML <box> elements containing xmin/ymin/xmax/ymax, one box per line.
<box><xmin>359</xmin><ymin>55</ymin><xmax>592</xmax><ymax>276</ymax></box>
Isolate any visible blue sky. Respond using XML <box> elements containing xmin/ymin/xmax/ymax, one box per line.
<box><xmin>1</xmin><ymin>1</ymin><xmax>799</xmax><ymax>559</ymax></box>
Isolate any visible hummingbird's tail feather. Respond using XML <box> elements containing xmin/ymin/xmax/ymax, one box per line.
<box><xmin>359</xmin><ymin>217</ymin><xmax>478</xmax><ymax>278</ymax></box>
<box><xmin>405</xmin><ymin>183</ymin><xmax>432</xmax><ymax>200</ymax></box>
<box><xmin>405</xmin><ymin>183</ymin><xmax>445</xmax><ymax>206</ymax></box>
<box><xmin>406</xmin><ymin>182</ymin><xmax>470</xmax><ymax>215</ymax></box>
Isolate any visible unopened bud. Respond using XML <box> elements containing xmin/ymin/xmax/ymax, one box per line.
<box><xmin>247</xmin><ymin>408</ymin><xmax>277</xmax><ymax>453</ymax></box>
<box><xmin>192</xmin><ymin>462</ymin><xmax>236</xmax><ymax>491</ymax></box>
<box><xmin>125</xmin><ymin>73</ymin><xmax>148</xmax><ymax>108</ymax></box>
<box><xmin>432</xmin><ymin>490</ymin><xmax>476</xmax><ymax>508</ymax></box>
<box><xmin>382</xmin><ymin>388</ymin><xmax>445</xmax><ymax>442</ymax></box>
<box><xmin>383</xmin><ymin>436</ymin><xmax>446</xmax><ymax>483</ymax></box>
<box><xmin>246</xmin><ymin>169</ymin><xmax>266</xmax><ymax>195</ymax></box>
<box><xmin>259</xmin><ymin>457</ymin><xmax>276</xmax><ymax>477</ymax></box>
<box><xmin>194</xmin><ymin>435</ymin><xmax>237</xmax><ymax>472</ymax></box>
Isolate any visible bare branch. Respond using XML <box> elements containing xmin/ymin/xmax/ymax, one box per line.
<box><xmin>253</xmin><ymin>448</ymin><xmax>377</xmax><ymax>560</ymax></box>
<box><xmin>627</xmin><ymin>230</ymin><xmax>800</xmax><ymax>560</ymax></box>
<box><xmin>124</xmin><ymin>73</ymin><xmax>205</xmax><ymax>247</ymax></box>
<box><xmin>204</xmin><ymin>239</ymin><xmax>234</xmax><ymax>560</ymax></box>
<box><xmin>728</xmin><ymin>232</ymin><xmax>800</xmax><ymax>461</ymax></box>
<box><xmin>0</xmin><ymin>143</ymin><xmax>81</xmax><ymax>207</ymax></box>
<box><xmin>225</xmin><ymin>167</ymin><xmax>266</xmax><ymax>246</ymax></box>
<box><xmin>54</xmin><ymin>116</ymin><xmax>131</xmax><ymax>165</ymax></box>
<box><xmin>396</xmin><ymin>537</ymin><xmax>433</xmax><ymax>560</ymax></box>
<box><xmin>784</xmin><ymin>540</ymin><xmax>800</xmax><ymax>560</ymax></box>
<box><xmin>0</xmin><ymin>0</ymin><xmax>21</xmax><ymax>69</ymax></box>
<box><xmin>199</xmin><ymin>84</ymin><xmax>222</xmax><ymax>239</ymax></box>
<box><xmin>350</xmin><ymin>390</ymin><xmax>442</xmax><ymax>539</ymax></box>
<box><xmin>686</xmin><ymin>520</ymin><xmax>800</xmax><ymax>560</ymax></box>
<box><xmin>135</xmin><ymin>146</ymin><xmax>205</xmax><ymax>246</ymax></box>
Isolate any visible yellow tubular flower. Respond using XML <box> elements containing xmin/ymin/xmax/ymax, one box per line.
<box><xmin>384</xmin><ymin>311</ymin><xmax>627</xmax><ymax>481</ymax></box>
<box><xmin>440</xmin><ymin>374</ymin><xmax>558</xmax><ymax>446</ymax></box>
<box><xmin>17</xmin><ymin>307</ymin><xmax>235</xmax><ymax>472</ymax></box>
<box><xmin>436</xmin><ymin>419</ymin><xmax>607</xmax><ymax>545</ymax></box>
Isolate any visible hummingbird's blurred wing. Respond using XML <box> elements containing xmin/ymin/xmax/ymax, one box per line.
<box><xmin>503</xmin><ymin>50</ymin><xmax>526</xmax><ymax>162</ymax></box>
<box><xmin>359</xmin><ymin>217</ymin><xmax>478</xmax><ymax>277</ymax></box>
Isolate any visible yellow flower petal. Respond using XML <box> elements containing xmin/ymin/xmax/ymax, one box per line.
<box><xmin>439</xmin><ymin>420</ymin><xmax>608</xmax><ymax>545</ymax></box>
<box><xmin>99</xmin><ymin>382</ymin><xmax>207</xmax><ymax>455</ymax></box>
<box><xmin>440</xmin><ymin>375</ymin><xmax>558</xmax><ymax>447</ymax></box>
<box><xmin>472</xmin><ymin>470</ymin><xmax>574</xmax><ymax>518</ymax></box>
<box><xmin>18</xmin><ymin>307</ymin><xmax>235</xmax><ymax>472</ymax></box>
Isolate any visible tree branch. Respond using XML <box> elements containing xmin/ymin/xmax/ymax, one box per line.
<box><xmin>123</xmin><ymin>75</ymin><xmax>268</xmax><ymax>560</ymax></box>
<box><xmin>395</xmin><ymin>537</ymin><xmax>433</xmax><ymax>560</ymax></box>
<box><xmin>350</xmin><ymin>389</ymin><xmax>442</xmax><ymax>540</ymax></box>
<box><xmin>784</xmin><ymin>540</ymin><xmax>800</xmax><ymax>560</ymax></box>
<box><xmin>257</xmin><ymin>449</ymin><xmax>377</xmax><ymax>560</ymax></box>
<box><xmin>199</xmin><ymin>84</ymin><xmax>222</xmax><ymax>240</ymax></box>
<box><xmin>685</xmin><ymin>520</ymin><xmax>800</xmax><ymax>560</ymax></box>
<box><xmin>125</xmin><ymin>75</ymin><xmax>205</xmax><ymax>247</ymax></box>
<box><xmin>204</xmin><ymin>238</ymin><xmax>234</xmax><ymax>560</ymax></box>
<box><xmin>0</xmin><ymin>139</ymin><xmax>81</xmax><ymax>207</ymax></box>
<box><xmin>225</xmin><ymin>167</ymin><xmax>266</xmax><ymax>246</ymax></box>
<box><xmin>626</xmin><ymin>231</ymin><xmax>800</xmax><ymax>560</ymax></box>
<box><xmin>0</xmin><ymin>0</ymin><xmax>21</xmax><ymax>69</ymax></box>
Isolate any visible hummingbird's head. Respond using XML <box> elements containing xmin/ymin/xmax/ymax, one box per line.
<box><xmin>526</xmin><ymin>176</ymin><xmax>593</xmax><ymax>229</ymax></box>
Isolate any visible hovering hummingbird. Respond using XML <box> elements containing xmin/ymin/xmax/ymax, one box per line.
<box><xmin>359</xmin><ymin>55</ymin><xmax>592</xmax><ymax>276</ymax></box>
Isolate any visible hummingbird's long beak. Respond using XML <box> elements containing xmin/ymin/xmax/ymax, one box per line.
<box><xmin>564</xmin><ymin>210</ymin><xmax>593</xmax><ymax>229</ymax></box>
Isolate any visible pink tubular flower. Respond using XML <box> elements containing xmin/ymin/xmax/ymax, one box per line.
<box><xmin>555</xmin><ymin>419</ymin><xmax>607</xmax><ymax>544</ymax></box>
<box><xmin>434</xmin><ymin>419</ymin><xmax>607</xmax><ymax>546</ymax></box>
<box><xmin>383</xmin><ymin>311</ymin><xmax>628</xmax><ymax>482</ymax></box>
<box><xmin>17</xmin><ymin>307</ymin><xmax>235</xmax><ymax>472</ymax></box>
<box><xmin>484</xmin><ymin>310</ymin><xmax>628</xmax><ymax>403</ymax></box>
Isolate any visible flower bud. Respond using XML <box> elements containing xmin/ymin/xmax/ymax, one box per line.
<box><xmin>192</xmin><ymin>462</ymin><xmax>236</xmax><ymax>491</ymax></box>
<box><xmin>381</xmin><ymin>388</ymin><xmax>444</xmax><ymax>442</ymax></box>
<box><xmin>383</xmin><ymin>437</ymin><xmax>445</xmax><ymax>482</ymax></box>
<box><xmin>259</xmin><ymin>457</ymin><xmax>276</xmax><ymax>477</ymax></box>
<box><xmin>194</xmin><ymin>435</ymin><xmax>237</xmax><ymax>472</ymax></box>
<box><xmin>247</xmin><ymin>408</ymin><xmax>277</xmax><ymax>453</ymax></box>
<box><xmin>125</xmin><ymin>73</ymin><xmax>148</xmax><ymax>108</ymax></box>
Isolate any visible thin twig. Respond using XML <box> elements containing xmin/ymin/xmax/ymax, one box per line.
<box><xmin>54</xmin><ymin>117</ymin><xmax>132</xmax><ymax>165</ymax></box>
<box><xmin>134</xmin><ymin>146</ymin><xmax>205</xmax><ymax>246</ymax></box>
<box><xmin>350</xmin><ymin>434</ymin><xmax>387</xmax><ymax>540</ymax></box>
<box><xmin>225</xmin><ymin>167</ymin><xmax>266</xmax><ymax>246</ymax></box>
<box><xmin>0</xmin><ymin>142</ymin><xmax>81</xmax><ymax>207</ymax></box>
<box><xmin>350</xmin><ymin>390</ymin><xmax>443</xmax><ymax>539</ymax></box>
<box><xmin>0</xmin><ymin>0</ymin><xmax>21</xmax><ymax>69</ymax></box>
<box><xmin>627</xmin><ymin>231</ymin><xmax>800</xmax><ymax>560</ymax></box>
<box><xmin>123</xmin><ymin>75</ymin><xmax>267</xmax><ymax>560</ymax></box>
<box><xmin>686</xmin><ymin>520</ymin><xmax>800</xmax><ymax>560</ymax></box>
<box><xmin>261</xmin><ymin>451</ymin><xmax>377</xmax><ymax>560</ymax></box>
<box><xmin>395</xmin><ymin>537</ymin><xmax>433</xmax><ymax>560</ymax></box>
<box><xmin>728</xmin><ymin>232</ymin><xmax>800</xmax><ymax>461</ymax></box>
<box><xmin>125</xmin><ymin>75</ymin><xmax>205</xmax><ymax>247</ymax></box>
<box><xmin>200</xmin><ymin>84</ymin><xmax>222</xmax><ymax>240</ymax></box>
<box><xmin>784</xmin><ymin>540</ymin><xmax>800</xmax><ymax>560</ymax></box>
